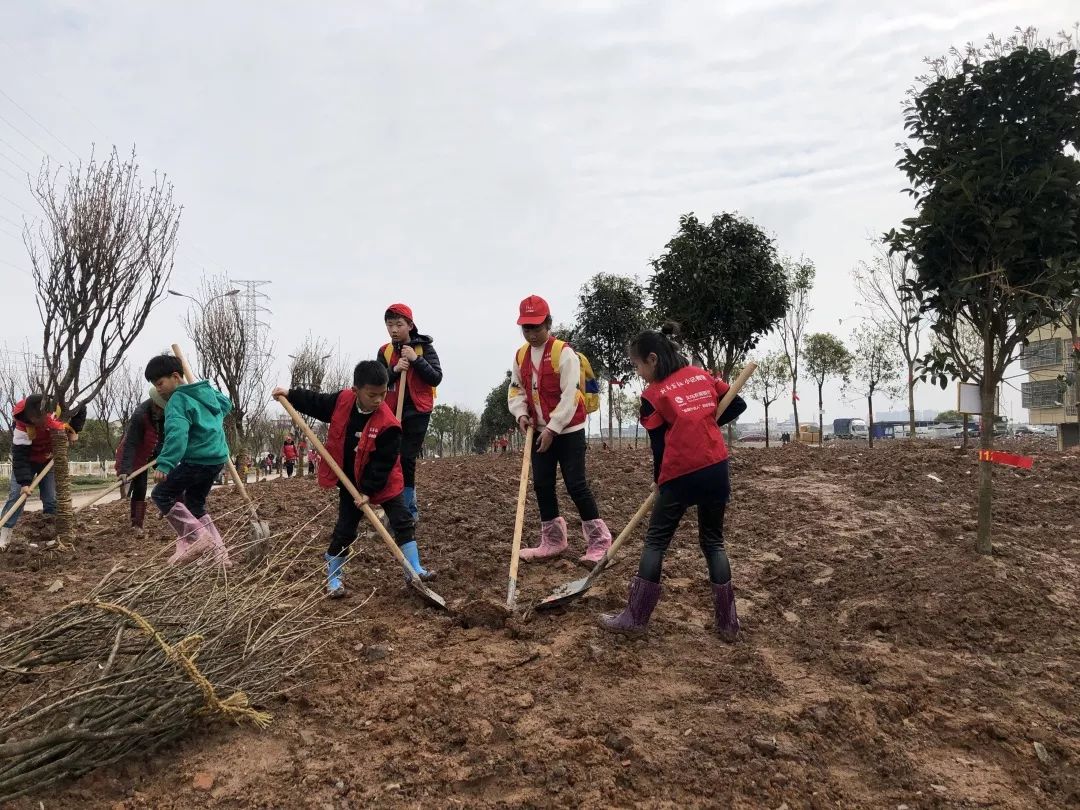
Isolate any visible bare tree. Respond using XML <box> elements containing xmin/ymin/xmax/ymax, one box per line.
<box><xmin>746</xmin><ymin>351</ymin><xmax>789</xmax><ymax>448</ymax></box>
<box><xmin>780</xmin><ymin>256</ymin><xmax>815</xmax><ymax>436</ymax></box>
<box><xmin>94</xmin><ymin>359</ymin><xmax>146</xmax><ymax>455</ymax></box>
<box><xmin>849</xmin><ymin>323</ymin><xmax>903</xmax><ymax>449</ymax></box>
<box><xmin>854</xmin><ymin>244</ymin><xmax>923</xmax><ymax>437</ymax></box>
<box><xmin>26</xmin><ymin>147</ymin><xmax>179</xmax><ymax>544</ymax></box>
<box><xmin>184</xmin><ymin>274</ymin><xmax>273</xmax><ymax>450</ymax></box>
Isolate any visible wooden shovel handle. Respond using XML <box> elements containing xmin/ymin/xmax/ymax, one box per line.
<box><xmin>0</xmin><ymin>460</ymin><xmax>54</xmax><ymax>527</ymax></box>
<box><xmin>76</xmin><ymin>460</ymin><xmax>156</xmax><ymax>513</ymax></box>
<box><xmin>506</xmin><ymin>426</ymin><xmax>534</xmax><ymax>606</ymax></box>
<box><xmin>395</xmin><ymin>369</ymin><xmax>407</xmax><ymax>422</ymax></box>
<box><xmin>171</xmin><ymin>343</ymin><xmax>259</xmax><ymax>517</ymax></box>
<box><xmin>584</xmin><ymin>489</ymin><xmax>657</xmax><ymax>585</ymax></box>
<box><xmin>716</xmin><ymin>362</ymin><xmax>757</xmax><ymax>419</ymax></box>
<box><xmin>274</xmin><ymin>394</ymin><xmax>420</xmax><ymax>579</ymax></box>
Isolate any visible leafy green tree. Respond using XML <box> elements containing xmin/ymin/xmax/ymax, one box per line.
<box><xmin>746</xmin><ymin>352</ymin><xmax>789</xmax><ymax>448</ymax></box>
<box><xmin>887</xmin><ymin>28</ymin><xmax>1080</xmax><ymax>552</ymax></box>
<box><xmin>474</xmin><ymin>371</ymin><xmax>517</xmax><ymax>454</ymax></box>
<box><xmin>849</xmin><ymin>324</ymin><xmax>902</xmax><ymax>450</ymax></box>
<box><xmin>650</xmin><ymin>212</ymin><xmax>789</xmax><ymax>378</ymax></box>
<box><xmin>802</xmin><ymin>333</ymin><xmax>852</xmax><ymax>446</ymax></box>
<box><xmin>935</xmin><ymin>410</ymin><xmax>962</xmax><ymax>423</ymax></box>
<box><xmin>576</xmin><ymin>273</ymin><xmax>646</xmax><ymax>444</ymax></box>
<box><xmin>780</xmin><ymin>256</ymin><xmax>815</xmax><ymax>434</ymax></box>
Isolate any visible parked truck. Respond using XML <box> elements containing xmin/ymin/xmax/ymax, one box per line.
<box><xmin>832</xmin><ymin>417</ymin><xmax>868</xmax><ymax>440</ymax></box>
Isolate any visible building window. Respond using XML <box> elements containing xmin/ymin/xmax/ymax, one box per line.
<box><xmin>1022</xmin><ymin>379</ymin><xmax>1067</xmax><ymax>409</ymax></box>
<box><xmin>1020</xmin><ymin>338</ymin><xmax>1064</xmax><ymax>370</ymax></box>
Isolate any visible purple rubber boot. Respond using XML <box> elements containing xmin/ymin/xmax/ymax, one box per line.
<box><xmin>520</xmin><ymin>517</ymin><xmax>568</xmax><ymax>561</ymax></box>
<box><xmin>711</xmin><ymin>580</ymin><xmax>741</xmax><ymax>643</ymax></box>
<box><xmin>197</xmin><ymin>513</ymin><xmax>233</xmax><ymax>568</ymax></box>
<box><xmin>597</xmin><ymin>576</ymin><xmax>661</xmax><ymax>637</ymax></box>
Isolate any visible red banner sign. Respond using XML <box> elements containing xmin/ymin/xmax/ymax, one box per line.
<box><xmin>978</xmin><ymin>450</ymin><xmax>1033</xmax><ymax>469</ymax></box>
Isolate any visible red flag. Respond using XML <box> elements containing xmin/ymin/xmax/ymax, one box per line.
<box><xmin>978</xmin><ymin>450</ymin><xmax>1033</xmax><ymax>469</ymax></box>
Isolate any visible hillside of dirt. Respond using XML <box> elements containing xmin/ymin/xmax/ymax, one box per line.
<box><xmin>1</xmin><ymin>440</ymin><xmax>1078</xmax><ymax>809</ymax></box>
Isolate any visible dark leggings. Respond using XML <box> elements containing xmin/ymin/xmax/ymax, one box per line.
<box><xmin>327</xmin><ymin>488</ymin><xmax>415</xmax><ymax>557</ymax></box>
<box><xmin>638</xmin><ymin>490</ymin><xmax>731</xmax><ymax>585</ymax></box>
<box><xmin>150</xmin><ymin>462</ymin><xmax>222</xmax><ymax>519</ymax></box>
<box><xmin>400</xmin><ymin>414</ymin><xmax>430</xmax><ymax>488</ymax></box>
<box><xmin>531</xmin><ymin>429</ymin><xmax>600</xmax><ymax>522</ymax></box>
<box><xmin>127</xmin><ymin>470</ymin><xmax>149</xmax><ymax>502</ymax></box>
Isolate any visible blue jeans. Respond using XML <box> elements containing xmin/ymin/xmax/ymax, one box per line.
<box><xmin>3</xmin><ymin>466</ymin><xmax>57</xmax><ymax>529</ymax></box>
<box><xmin>150</xmin><ymin>462</ymin><xmax>223</xmax><ymax>519</ymax></box>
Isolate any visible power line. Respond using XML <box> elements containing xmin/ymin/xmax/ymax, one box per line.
<box><xmin>0</xmin><ymin>110</ymin><xmax>54</xmax><ymax>162</ymax></box>
<box><xmin>0</xmin><ymin>88</ymin><xmax>80</xmax><ymax>160</ymax></box>
<box><xmin>0</xmin><ymin>149</ymin><xmax>31</xmax><ymax>174</ymax></box>
<box><xmin>0</xmin><ymin>191</ymin><xmax>34</xmax><ymax>217</ymax></box>
<box><xmin>0</xmin><ymin>134</ymin><xmax>32</xmax><ymax>164</ymax></box>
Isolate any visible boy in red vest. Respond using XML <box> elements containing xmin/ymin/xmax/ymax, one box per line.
<box><xmin>115</xmin><ymin>388</ymin><xmax>166</xmax><ymax>537</ymax></box>
<box><xmin>272</xmin><ymin>360</ymin><xmax>432</xmax><ymax>597</ymax></box>
<box><xmin>599</xmin><ymin>326</ymin><xmax>747</xmax><ymax>640</ymax></box>
<box><xmin>1</xmin><ymin>394</ymin><xmax>85</xmax><ymax>550</ymax></box>
<box><xmin>377</xmin><ymin>303</ymin><xmax>442</xmax><ymax>523</ymax></box>
<box><xmin>509</xmin><ymin>294</ymin><xmax>612</xmax><ymax>565</ymax></box>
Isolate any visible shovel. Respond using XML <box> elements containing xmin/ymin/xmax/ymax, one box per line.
<box><xmin>171</xmin><ymin>344</ymin><xmax>272</xmax><ymax>551</ymax></box>
<box><xmin>537</xmin><ymin>361</ymin><xmax>758</xmax><ymax>610</ymax></box>
<box><xmin>275</xmin><ymin>393</ymin><xmax>447</xmax><ymax>610</ymax></box>
<box><xmin>0</xmin><ymin>461</ymin><xmax>55</xmax><ymax>528</ymax></box>
<box><xmin>76</xmin><ymin>460</ymin><xmax>156</xmax><ymax>513</ymax></box>
<box><xmin>505</xmin><ymin>425</ymin><xmax>534</xmax><ymax>611</ymax></box>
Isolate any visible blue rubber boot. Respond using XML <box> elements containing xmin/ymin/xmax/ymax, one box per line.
<box><xmin>399</xmin><ymin>540</ymin><xmax>433</xmax><ymax>581</ymax></box>
<box><xmin>324</xmin><ymin>552</ymin><xmax>347</xmax><ymax>598</ymax></box>
<box><xmin>403</xmin><ymin>486</ymin><xmax>419</xmax><ymax>522</ymax></box>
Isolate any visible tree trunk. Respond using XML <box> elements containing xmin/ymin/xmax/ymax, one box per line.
<box><xmin>607</xmin><ymin>383</ymin><xmax>615</xmax><ymax>447</ymax></box>
<box><xmin>51</xmin><ymin>431</ymin><xmax>74</xmax><ymax>545</ymax></box>
<box><xmin>764</xmin><ymin>403</ymin><xmax>771</xmax><ymax>448</ymax></box>
<box><xmin>867</xmin><ymin>394</ymin><xmax>875</xmax><ymax>450</ymax></box>
<box><xmin>907</xmin><ymin>365</ymin><xmax>917</xmax><ymax>439</ymax></box>
<box><xmin>634</xmin><ymin>419</ymin><xmax>639</xmax><ymax>449</ymax></box>
<box><xmin>976</xmin><ymin>332</ymin><xmax>996</xmax><ymax>556</ymax></box>
<box><xmin>792</xmin><ymin>380</ymin><xmax>800</xmax><ymax>438</ymax></box>
<box><xmin>818</xmin><ymin>382</ymin><xmax>825</xmax><ymax>448</ymax></box>
<box><xmin>962</xmin><ymin>414</ymin><xmax>969</xmax><ymax>450</ymax></box>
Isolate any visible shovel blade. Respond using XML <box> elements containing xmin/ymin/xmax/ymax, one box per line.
<box><xmin>536</xmin><ymin>574</ymin><xmax>593</xmax><ymax>610</ymax></box>
<box><xmin>408</xmin><ymin>577</ymin><xmax>448</xmax><ymax>610</ymax></box>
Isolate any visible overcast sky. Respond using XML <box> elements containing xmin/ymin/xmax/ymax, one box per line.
<box><xmin>1</xmin><ymin>1</ymin><xmax>1074</xmax><ymax>428</ymax></box>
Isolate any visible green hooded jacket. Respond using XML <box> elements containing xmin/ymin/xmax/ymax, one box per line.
<box><xmin>155</xmin><ymin>381</ymin><xmax>233</xmax><ymax>475</ymax></box>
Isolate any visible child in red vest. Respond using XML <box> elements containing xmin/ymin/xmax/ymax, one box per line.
<box><xmin>272</xmin><ymin>360</ymin><xmax>432</xmax><ymax>597</ymax></box>
<box><xmin>282</xmin><ymin>436</ymin><xmax>298</xmax><ymax>477</ymax></box>
<box><xmin>115</xmin><ymin>388</ymin><xmax>166</xmax><ymax>537</ymax></box>
<box><xmin>599</xmin><ymin>325</ymin><xmax>747</xmax><ymax>640</ymax></box>
<box><xmin>377</xmin><ymin>303</ymin><xmax>442</xmax><ymax>523</ymax></box>
<box><xmin>508</xmin><ymin>294</ymin><xmax>612</xmax><ymax>564</ymax></box>
<box><xmin>1</xmin><ymin>394</ymin><xmax>85</xmax><ymax>550</ymax></box>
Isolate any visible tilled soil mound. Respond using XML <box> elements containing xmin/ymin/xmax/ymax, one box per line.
<box><xmin>1</xmin><ymin>440</ymin><xmax>1078</xmax><ymax>808</ymax></box>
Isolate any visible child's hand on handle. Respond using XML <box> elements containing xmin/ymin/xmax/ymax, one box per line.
<box><xmin>153</xmin><ymin>470</ymin><xmax>167</xmax><ymax>483</ymax></box>
<box><xmin>19</xmin><ymin>485</ymin><xmax>31</xmax><ymax>497</ymax></box>
<box><xmin>536</xmin><ymin>428</ymin><xmax>556</xmax><ymax>453</ymax></box>
<box><xmin>394</xmin><ymin>358</ymin><xmax>410</xmax><ymax>372</ymax></box>
<box><xmin>401</xmin><ymin>345</ymin><xmax>418</xmax><ymax>362</ymax></box>
<box><xmin>517</xmin><ymin>415</ymin><xmax>533</xmax><ymax>433</ymax></box>
<box><xmin>271</xmin><ymin>387</ymin><xmax>288</xmax><ymax>399</ymax></box>
<box><xmin>354</xmin><ymin>494</ymin><xmax>369</xmax><ymax>509</ymax></box>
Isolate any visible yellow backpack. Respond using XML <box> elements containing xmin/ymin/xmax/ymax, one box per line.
<box><xmin>516</xmin><ymin>340</ymin><xmax>601</xmax><ymax>414</ymax></box>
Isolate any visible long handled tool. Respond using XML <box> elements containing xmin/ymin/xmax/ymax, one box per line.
<box><xmin>0</xmin><ymin>461</ymin><xmax>54</xmax><ymax>528</ymax></box>
<box><xmin>505</xmin><ymin>426</ymin><xmax>534</xmax><ymax>611</ymax></box>
<box><xmin>275</xmin><ymin>393</ymin><xmax>448</xmax><ymax>610</ymax></box>
<box><xmin>171</xmin><ymin>344</ymin><xmax>271</xmax><ymax>549</ymax></box>
<box><xmin>76</xmin><ymin>460</ymin><xmax>155</xmax><ymax>513</ymax></box>
<box><xmin>394</xmin><ymin>368</ymin><xmax>407</xmax><ymax>422</ymax></box>
<box><xmin>537</xmin><ymin>362</ymin><xmax>758</xmax><ymax>610</ymax></box>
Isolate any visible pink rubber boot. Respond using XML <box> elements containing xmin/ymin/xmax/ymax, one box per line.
<box><xmin>579</xmin><ymin>518</ymin><xmax>613</xmax><ymax>566</ymax></box>
<box><xmin>519</xmin><ymin>517</ymin><xmax>568</xmax><ymax>561</ymax></box>
<box><xmin>164</xmin><ymin>504</ymin><xmax>212</xmax><ymax>565</ymax></box>
<box><xmin>197</xmin><ymin>513</ymin><xmax>233</xmax><ymax>568</ymax></box>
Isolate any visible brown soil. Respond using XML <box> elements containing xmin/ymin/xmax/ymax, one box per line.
<box><xmin>2</xmin><ymin>440</ymin><xmax>1079</xmax><ymax>809</ymax></box>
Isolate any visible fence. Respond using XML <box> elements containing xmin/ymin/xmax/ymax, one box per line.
<box><xmin>0</xmin><ymin>460</ymin><xmax>112</xmax><ymax>480</ymax></box>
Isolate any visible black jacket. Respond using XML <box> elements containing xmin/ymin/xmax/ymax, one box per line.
<box><xmin>286</xmin><ymin>388</ymin><xmax>401</xmax><ymax>496</ymax></box>
<box><xmin>377</xmin><ymin>333</ymin><xmax>442</xmax><ymax>419</ymax></box>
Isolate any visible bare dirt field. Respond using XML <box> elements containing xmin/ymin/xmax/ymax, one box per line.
<box><xmin>1</xmin><ymin>440</ymin><xmax>1078</xmax><ymax>809</ymax></box>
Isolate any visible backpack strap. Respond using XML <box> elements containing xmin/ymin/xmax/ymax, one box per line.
<box><xmin>382</xmin><ymin>344</ymin><xmax>394</xmax><ymax>364</ymax></box>
<box><xmin>550</xmin><ymin>339</ymin><xmax>565</xmax><ymax>373</ymax></box>
<box><xmin>515</xmin><ymin>343</ymin><xmax>529</xmax><ymax>368</ymax></box>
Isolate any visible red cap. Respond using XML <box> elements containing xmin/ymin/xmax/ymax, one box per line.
<box><xmin>385</xmin><ymin>303</ymin><xmax>414</xmax><ymax>322</ymax></box>
<box><xmin>517</xmin><ymin>295</ymin><xmax>550</xmax><ymax>325</ymax></box>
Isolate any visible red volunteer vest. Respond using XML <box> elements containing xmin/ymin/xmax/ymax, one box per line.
<box><xmin>282</xmin><ymin>443</ymin><xmax>298</xmax><ymax>461</ymax></box>
<box><xmin>13</xmin><ymin>399</ymin><xmax>66</xmax><ymax>465</ymax></box>
<box><xmin>114</xmin><ymin>406</ymin><xmax>160</xmax><ymax>471</ymax></box>
<box><xmin>518</xmin><ymin>337</ymin><xmax>586</xmax><ymax>429</ymax></box>
<box><xmin>320</xmin><ymin>391</ymin><xmax>404</xmax><ymax>504</ymax></box>
<box><xmin>380</xmin><ymin>343</ymin><xmax>435</xmax><ymax>414</ymax></box>
<box><xmin>641</xmin><ymin>366</ymin><xmax>730</xmax><ymax>486</ymax></box>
